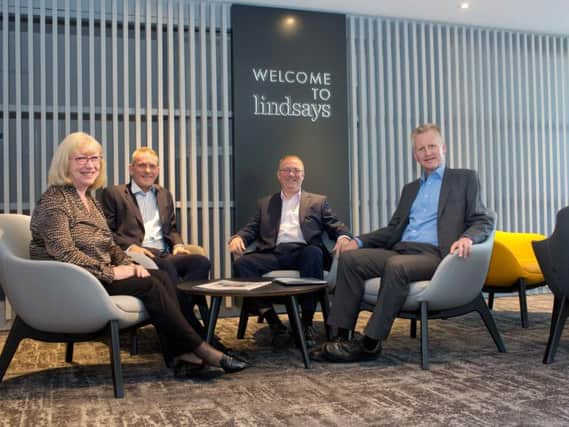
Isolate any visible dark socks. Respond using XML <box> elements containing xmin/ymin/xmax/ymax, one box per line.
<box><xmin>302</xmin><ymin>311</ymin><xmax>314</xmax><ymax>327</ymax></box>
<box><xmin>262</xmin><ymin>308</ymin><xmax>284</xmax><ymax>328</ymax></box>
<box><xmin>362</xmin><ymin>335</ymin><xmax>380</xmax><ymax>351</ymax></box>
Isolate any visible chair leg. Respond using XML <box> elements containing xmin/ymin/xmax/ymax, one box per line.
<box><xmin>420</xmin><ymin>302</ymin><xmax>429</xmax><ymax>370</ymax></box>
<box><xmin>543</xmin><ymin>296</ymin><xmax>569</xmax><ymax>364</ymax></box>
<box><xmin>474</xmin><ymin>294</ymin><xmax>507</xmax><ymax>353</ymax></box>
<box><xmin>237</xmin><ymin>304</ymin><xmax>250</xmax><ymax>339</ymax></box>
<box><xmin>129</xmin><ymin>329</ymin><xmax>138</xmax><ymax>356</ymax></box>
<box><xmin>108</xmin><ymin>320</ymin><xmax>124</xmax><ymax>399</ymax></box>
<box><xmin>410</xmin><ymin>319</ymin><xmax>417</xmax><ymax>338</ymax></box>
<box><xmin>0</xmin><ymin>316</ymin><xmax>26</xmax><ymax>382</ymax></box>
<box><xmin>65</xmin><ymin>342</ymin><xmax>74</xmax><ymax>363</ymax></box>
<box><xmin>518</xmin><ymin>279</ymin><xmax>529</xmax><ymax>328</ymax></box>
<box><xmin>488</xmin><ymin>292</ymin><xmax>495</xmax><ymax>310</ymax></box>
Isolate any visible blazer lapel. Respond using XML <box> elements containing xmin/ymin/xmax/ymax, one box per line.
<box><xmin>267</xmin><ymin>194</ymin><xmax>282</xmax><ymax>245</ymax></box>
<box><xmin>299</xmin><ymin>192</ymin><xmax>309</xmax><ymax>225</ymax></box>
<box><xmin>155</xmin><ymin>186</ymin><xmax>168</xmax><ymax>226</ymax></box>
<box><xmin>126</xmin><ymin>183</ymin><xmax>145</xmax><ymax>228</ymax></box>
<box><xmin>437</xmin><ymin>168</ymin><xmax>451</xmax><ymax>219</ymax></box>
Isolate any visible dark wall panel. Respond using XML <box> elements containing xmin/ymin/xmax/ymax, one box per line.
<box><xmin>231</xmin><ymin>5</ymin><xmax>350</xmax><ymax>230</ymax></box>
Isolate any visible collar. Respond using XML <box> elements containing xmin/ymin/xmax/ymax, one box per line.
<box><xmin>280</xmin><ymin>189</ymin><xmax>302</xmax><ymax>202</ymax></box>
<box><xmin>130</xmin><ymin>180</ymin><xmax>156</xmax><ymax>195</ymax></box>
<box><xmin>420</xmin><ymin>165</ymin><xmax>445</xmax><ymax>183</ymax></box>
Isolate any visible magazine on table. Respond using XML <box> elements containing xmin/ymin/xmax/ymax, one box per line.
<box><xmin>195</xmin><ymin>280</ymin><xmax>271</xmax><ymax>291</ymax></box>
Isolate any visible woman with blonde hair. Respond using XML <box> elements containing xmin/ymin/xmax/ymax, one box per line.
<box><xmin>30</xmin><ymin>132</ymin><xmax>247</xmax><ymax>376</ymax></box>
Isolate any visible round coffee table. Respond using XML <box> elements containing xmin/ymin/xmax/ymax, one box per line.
<box><xmin>177</xmin><ymin>279</ymin><xmax>330</xmax><ymax>369</ymax></box>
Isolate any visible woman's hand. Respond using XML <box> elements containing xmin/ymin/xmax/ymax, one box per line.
<box><xmin>113</xmin><ymin>264</ymin><xmax>150</xmax><ymax>280</ymax></box>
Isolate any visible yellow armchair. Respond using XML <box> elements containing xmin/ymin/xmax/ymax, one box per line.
<box><xmin>484</xmin><ymin>231</ymin><xmax>546</xmax><ymax>328</ymax></box>
<box><xmin>182</xmin><ymin>244</ymin><xmax>207</xmax><ymax>257</ymax></box>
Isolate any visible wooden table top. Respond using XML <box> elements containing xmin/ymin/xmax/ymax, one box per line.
<box><xmin>177</xmin><ymin>279</ymin><xmax>329</xmax><ymax>298</ymax></box>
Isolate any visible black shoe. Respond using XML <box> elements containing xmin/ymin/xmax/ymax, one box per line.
<box><xmin>302</xmin><ymin>324</ymin><xmax>318</xmax><ymax>348</ymax></box>
<box><xmin>220</xmin><ymin>355</ymin><xmax>249</xmax><ymax>373</ymax></box>
<box><xmin>323</xmin><ymin>339</ymin><xmax>382</xmax><ymax>363</ymax></box>
<box><xmin>173</xmin><ymin>360</ymin><xmax>206</xmax><ymax>378</ymax></box>
<box><xmin>309</xmin><ymin>334</ymin><xmax>350</xmax><ymax>362</ymax></box>
<box><xmin>225</xmin><ymin>349</ymin><xmax>250</xmax><ymax>364</ymax></box>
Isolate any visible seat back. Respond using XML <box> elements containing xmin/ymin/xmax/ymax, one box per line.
<box><xmin>0</xmin><ymin>214</ymin><xmax>135</xmax><ymax>333</ymax></box>
<box><xmin>405</xmin><ymin>227</ymin><xmax>496</xmax><ymax>311</ymax></box>
<box><xmin>0</xmin><ymin>214</ymin><xmax>32</xmax><ymax>260</ymax></box>
<box><xmin>533</xmin><ymin>206</ymin><xmax>569</xmax><ymax>298</ymax></box>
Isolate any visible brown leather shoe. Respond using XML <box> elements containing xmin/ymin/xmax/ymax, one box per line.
<box><xmin>323</xmin><ymin>339</ymin><xmax>381</xmax><ymax>363</ymax></box>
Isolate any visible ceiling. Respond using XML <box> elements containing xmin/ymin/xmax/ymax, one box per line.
<box><xmin>234</xmin><ymin>0</ymin><xmax>569</xmax><ymax>35</ymax></box>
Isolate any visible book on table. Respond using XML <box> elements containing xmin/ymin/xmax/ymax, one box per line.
<box><xmin>272</xmin><ymin>277</ymin><xmax>328</xmax><ymax>286</ymax></box>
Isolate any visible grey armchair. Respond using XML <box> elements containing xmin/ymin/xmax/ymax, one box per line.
<box><xmin>0</xmin><ymin>214</ymin><xmax>149</xmax><ymax>398</ymax></box>
<box><xmin>360</xmin><ymin>218</ymin><xmax>506</xmax><ymax>369</ymax></box>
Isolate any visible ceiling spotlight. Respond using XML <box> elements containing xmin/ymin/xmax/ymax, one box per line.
<box><xmin>285</xmin><ymin>16</ymin><xmax>296</xmax><ymax>26</ymax></box>
<box><xmin>459</xmin><ymin>2</ymin><xmax>470</xmax><ymax>9</ymax></box>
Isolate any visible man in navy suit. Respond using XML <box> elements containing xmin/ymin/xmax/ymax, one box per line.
<box><xmin>229</xmin><ymin>155</ymin><xmax>352</xmax><ymax>347</ymax></box>
<box><xmin>101</xmin><ymin>147</ymin><xmax>211</xmax><ymax>337</ymax></box>
<box><xmin>318</xmin><ymin>123</ymin><xmax>494</xmax><ymax>362</ymax></box>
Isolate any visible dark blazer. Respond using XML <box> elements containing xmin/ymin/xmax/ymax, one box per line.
<box><xmin>359</xmin><ymin>168</ymin><xmax>494</xmax><ymax>257</ymax></box>
<box><xmin>101</xmin><ymin>183</ymin><xmax>183</xmax><ymax>251</ymax></box>
<box><xmin>235</xmin><ymin>191</ymin><xmax>351</xmax><ymax>263</ymax></box>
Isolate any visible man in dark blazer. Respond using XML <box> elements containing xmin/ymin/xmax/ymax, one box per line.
<box><xmin>101</xmin><ymin>147</ymin><xmax>211</xmax><ymax>336</ymax></box>
<box><xmin>229</xmin><ymin>155</ymin><xmax>352</xmax><ymax>346</ymax></box>
<box><xmin>318</xmin><ymin>123</ymin><xmax>494</xmax><ymax>362</ymax></box>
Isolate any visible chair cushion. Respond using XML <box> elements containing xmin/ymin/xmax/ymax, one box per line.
<box><xmin>363</xmin><ymin>278</ymin><xmax>430</xmax><ymax>310</ymax></box>
<box><xmin>109</xmin><ymin>295</ymin><xmax>149</xmax><ymax>328</ymax></box>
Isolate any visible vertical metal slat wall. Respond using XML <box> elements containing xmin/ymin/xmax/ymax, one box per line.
<box><xmin>2</xmin><ymin>3</ymin><xmax>569</xmax><ymax>322</ymax></box>
<box><xmin>348</xmin><ymin>16</ymin><xmax>569</xmax><ymax>237</ymax></box>
<box><xmin>0</xmin><ymin>0</ymin><xmax>234</xmax><ymax>319</ymax></box>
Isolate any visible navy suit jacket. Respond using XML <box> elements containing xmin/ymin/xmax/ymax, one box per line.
<box><xmin>359</xmin><ymin>168</ymin><xmax>494</xmax><ymax>257</ymax></box>
<box><xmin>101</xmin><ymin>183</ymin><xmax>183</xmax><ymax>251</ymax></box>
<box><xmin>235</xmin><ymin>191</ymin><xmax>351</xmax><ymax>267</ymax></box>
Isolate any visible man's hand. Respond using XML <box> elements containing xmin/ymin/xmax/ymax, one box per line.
<box><xmin>228</xmin><ymin>236</ymin><xmax>246</xmax><ymax>256</ymax></box>
<box><xmin>113</xmin><ymin>264</ymin><xmax>150</xmax><ymax>280</ymax></box>
<box><xmin>173</xmin><ymin>245</ymin><xmax>191</xmax><ymax>256</ymax></box>
<box><xmin>333</xmin><ymin>238</ymin><xmax>358</xmax><ymax>254</ymax></box>
<box><xmin>128</xmin><ymin>244</ymin><xmax>155</xmax><ymax>258</ymax></box>
<box><xmin>450</xmin><ymin>237</ymin><xmax>473</xmax><ymax>258</ymax></box>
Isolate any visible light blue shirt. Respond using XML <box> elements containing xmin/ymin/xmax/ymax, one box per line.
<box><xmin>400</xmin><ymin>165</ymin><xmax>445</xmax><ymax>247</ymax></box>
<box><xmin>131</xmin><ymin>181</ymin><xmax>166</xmax><ymax>252</ymax></box>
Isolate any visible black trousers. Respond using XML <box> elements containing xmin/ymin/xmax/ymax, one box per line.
<box><xmin>150</xmin><ymin>250</ymin><xmax>211</xmax><ymax>338</ymax></box>
<box><xmin>103</xmin><ymin>270</ymin><xmax>202</xmax><ymax>361</ymax></box>
<box><xmin>327</xmin><ymin>242</ymin><xmax>442</xmax><ymax>340</ymax></box>
<box><xmin>233</xmin><ymin>243</ymin><xmax>324</xmax><ymax>320</ymax></box>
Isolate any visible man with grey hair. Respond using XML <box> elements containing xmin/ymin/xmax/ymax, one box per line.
<box><xmin>317</xmin><ymin>123</ymin><xmax>494</xmax><ymax>362</ymax></box>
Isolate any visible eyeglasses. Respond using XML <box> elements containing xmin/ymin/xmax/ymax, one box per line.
<box><xmin>72</xmin><ymin>155</ymin><xmax>102</xmax><ymax>165</ymax></box>
<box><xmin>279</xmin><ymin>168</ymin><xmax>304</xmax><ymax>175</ymax></box>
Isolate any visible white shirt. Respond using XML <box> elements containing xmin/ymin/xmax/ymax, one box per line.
<box><xmin>276</xmin><ymin>190</ymin><xmax>306</xmax><ymax>245</ymax></box>
<box><xmin>130</xmin><ymin>181</ymin><xmax>166</xmax><ymax>252</ymax></box>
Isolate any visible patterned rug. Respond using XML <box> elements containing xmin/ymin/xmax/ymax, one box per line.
<box><xmin>1</xmin><ymin>294</ymin><xmax>568</xmax><ymax>426</ymax></box>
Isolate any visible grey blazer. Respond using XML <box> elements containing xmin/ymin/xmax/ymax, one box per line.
<box><xmin>359</xmin><ymin>168</ymin><xmax>494</xmax><ymax>257</ymax></box>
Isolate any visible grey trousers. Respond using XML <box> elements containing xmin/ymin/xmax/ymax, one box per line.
<box><xmin>327</xmin><ymin>242</ymin><xmax>442</xmax><ymax>340</ymax></box>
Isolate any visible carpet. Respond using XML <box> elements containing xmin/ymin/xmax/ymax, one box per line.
<box><xmin>1</xmin><ymin>294</ymin><xmax>568</xmax><ymax>426</ymax></box>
